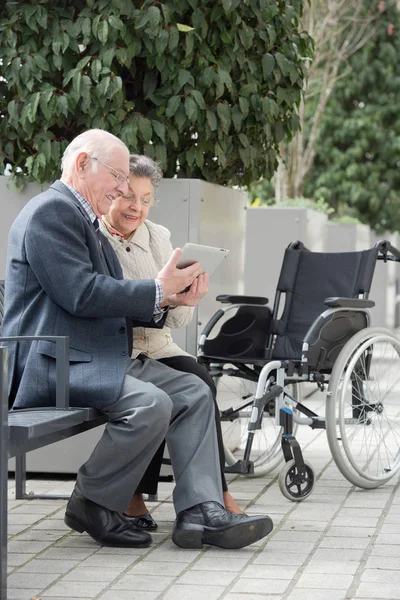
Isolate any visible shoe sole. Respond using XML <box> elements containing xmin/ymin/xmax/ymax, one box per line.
<box><xmin>172</xmin><ymin>516</ymin><xmax>273</xmax><ymax>549</ymax></box>
<box><xmin>64</xmin><ymin>513</ymin><xmax>152</xmax><ymax>548</ymax></box>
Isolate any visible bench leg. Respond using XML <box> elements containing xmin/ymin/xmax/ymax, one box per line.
<box><xmin>15</xmin><ymin>454</ymin><xmax>26</xmax><ymax>499</ymax></box>
<box><xmin>0</xmin><ymin>348</ymin><xmax>9</xmax><ymax>600</ymax></box>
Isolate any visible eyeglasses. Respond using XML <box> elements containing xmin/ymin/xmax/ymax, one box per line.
<box><xmin>88</xmin><ymin>156</ymin><xmax>130</xmax><ymax>186</ymax></box>
<box><xmin>121</xmin><ymin>193</ymin><xmax>153</xmax><ymax>207</ymax></box>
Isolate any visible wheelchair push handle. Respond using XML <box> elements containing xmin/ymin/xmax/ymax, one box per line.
<box><xmin>375</xmin><ymin>240</ymin><xmax>400</xmax><ymax>262</ymax></box>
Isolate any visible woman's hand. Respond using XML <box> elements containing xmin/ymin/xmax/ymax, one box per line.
<box><xmin>166</xmin><ymin>273</ymin><xmax>209</xmax><ymax>307</ymax></box>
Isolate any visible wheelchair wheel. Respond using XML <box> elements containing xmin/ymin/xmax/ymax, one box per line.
<box><xmin>326</xmin><ymin>327</ymin><xmax>400</xmax><ymax>489</ymax></box>
<box><xmin>278</xmin><ymin>459</ymin><xmax>315</xmax><ymax>501</ymax></box>
<box><xmin>217</xmin><ymin>374</ymin><xmax>300</xmax><ymax>477</ymax></box>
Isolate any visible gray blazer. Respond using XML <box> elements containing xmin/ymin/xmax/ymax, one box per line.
<box><xmin>2</xmin><ymin>180</ymin><xmax>162</xmax><ymax>409</ymax></box>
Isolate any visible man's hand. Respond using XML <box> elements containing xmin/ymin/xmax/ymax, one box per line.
<box><xmin>157</xmin><ymin>248</ymin><xmax>203</xmax><ymax>305</ymax></box>
<box><xmin>166</xmin><ymin>273</ymin><xmax>209</xmax><ymax>307</ymax></box>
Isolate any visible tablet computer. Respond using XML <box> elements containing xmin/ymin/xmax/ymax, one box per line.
<box><xmin>177</xmin><ymin>243</ymin><xmax>230</xmax><ymax>277</ymax></box>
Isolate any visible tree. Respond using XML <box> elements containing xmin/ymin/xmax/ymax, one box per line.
<box><xmin>274</xmin><ymin>0</ymin><xmax>382</xmax><ymax>201</ymax></box>
<box><xmin>0</xmin><ymin>0</ymin><xmax>313</xmax><ymax>189</ymax></box>
<box><xmin>305</xmin><ymin>0</ymin><xmax>400</xmax><ymax>232</ymax></box>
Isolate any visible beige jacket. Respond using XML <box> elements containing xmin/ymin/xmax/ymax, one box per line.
<box><xmin>100</xmin><ymin>219</ymin><xmax>194</xmax><ymax>359</ymax></box>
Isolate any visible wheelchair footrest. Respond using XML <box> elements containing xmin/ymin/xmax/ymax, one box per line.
<box><xmin>224</xmin><ymin>459</ymin><xmax>254</xmax><ymax>475</ymax></box>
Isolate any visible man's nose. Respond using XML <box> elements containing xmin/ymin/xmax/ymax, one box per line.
<box><xmin>117</xmin><ymin>178</ymin><xmax>129</xmax><ymax>195</ymax></box>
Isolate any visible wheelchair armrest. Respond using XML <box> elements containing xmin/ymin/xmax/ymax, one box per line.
<box><xmin>216</xmin><ymin>294</ymin><xmax>269</xmax><ymax>305</ymax></box>
<box><xmin>324</xmin><ymin>297</ymin><xmax>375</xmax><ymax>309</ymax></box>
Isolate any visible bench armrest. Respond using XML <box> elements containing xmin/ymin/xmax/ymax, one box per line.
<box><xmin>216</xmin><ymin>294</ymin><xmax>269</xmax><ymax>305</ymax></box>
<box><xmin>0</xmin><ymin>336</ymin><xmax>70</xmax><ymax>409</ymax></box>
<box><xmin>324</xmin><ymin>297</ymin><xmax>375</xmax><ymax>309</ymax></box>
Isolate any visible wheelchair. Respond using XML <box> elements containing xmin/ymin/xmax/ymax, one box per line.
<box><xmin>198</xmin><ymin>240</ymin><xmax>400</xmax><ymax>501</ymax></box>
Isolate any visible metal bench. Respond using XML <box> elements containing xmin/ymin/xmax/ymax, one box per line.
<box><xmin>0</xmin><ymin>281</ymin><xmax>108</xmax><ymax>600</ymax></box>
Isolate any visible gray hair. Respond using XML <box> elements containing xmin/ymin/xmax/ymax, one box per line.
<box><xmin>129</xmin><ymin>154</ymin><xmax>163</xmax><ymax>190</ymax></box>
<box><xmin>61</xmin><ymin>129</ymin><xmax>128</xmax><ymax>176</ymax></box>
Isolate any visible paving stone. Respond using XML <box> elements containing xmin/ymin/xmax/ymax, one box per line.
<box><xmin>178</xmin><ymin>570</ymin><xmax>237</xmax><ymax>586</ymax></box>
<box><xmin>41</xmin><ymin>580</ymin><xmax>109</xmax><ymax>597</ymax></box>
<box><xmin>17</xmin><ymin>559</ymin><xmax>79</xmax><ymax>574</ymax></box>
<box><xmin>241</xmin><ymin>564</ymin><xmax>299</xmax><ymax>579</ymax></box>
<box><xmin>98</xmin><ymin>592</ymin><xmax>159</xmax><ymax>600</ymax></box>
<box><xmin>112</xmin><ymin>574</ymin><xmax>175</xmax><ymax>590</ymax></box>
<box><xmin>355</xmin><ymin>582</ymin><xmax>400</xmax><ymax>598</ymax></box>
<box><xmin>286</xmin><ymin>589</ymin><xmax>347</xmax><ymax>600</ymax></box>
<box><xmin>296</xmin><ymin>572</ymin><xmax>353</xmax><ymax>589</ymax></box>
<box><xmin>161</xmin><ymin>584</ymin><xmax>226</xmax><ymax>600</ymax></box>
<box><xmin>230</xmin><ymin>577</ymin><xmax>290</xmax><ymax>594</ymax></box>
<box><xmin>7</xmin><ymin>571</ymin><xmax>60</xmax><ymax>589</ymax></box>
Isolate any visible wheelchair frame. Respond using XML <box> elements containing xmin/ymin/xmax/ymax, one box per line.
<box><xmin>198</xmin><ymin>240</ymin><xmax>400</xmax><ymax>501</ymax></box>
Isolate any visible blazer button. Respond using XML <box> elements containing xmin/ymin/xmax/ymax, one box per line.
<box><xmin>119</xmin><ymin>326</ymin><xmax>126</xmax><ymax>333</ymax></box>
<box><xmin>121</xmin><ymin>350</ymin><xmax>128</xmax><ymax>356</ymax></box>
<box><xmin>126</xmin><ymin>247</ymin><xmax>131</xmax><ymax>252</ymax></box>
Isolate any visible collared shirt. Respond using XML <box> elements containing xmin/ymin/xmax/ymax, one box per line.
<box><xmin>61</xmin><ymin>181</ymin><xmax>164</xmax><ymax>314</ymax></box>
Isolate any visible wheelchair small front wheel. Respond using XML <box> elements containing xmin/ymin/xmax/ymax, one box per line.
<box><xmin>278</xmin><ymin>460</ymin><xmax>315</xmax><ymax>501</ymax></box>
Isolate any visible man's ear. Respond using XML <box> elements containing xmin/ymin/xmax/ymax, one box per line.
<box><xmin>76</xmin><ymin>152</ymin><xmax>89</xmax><ymax>177</ymax></box>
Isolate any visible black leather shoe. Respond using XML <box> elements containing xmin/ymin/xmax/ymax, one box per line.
<box><xmin>123</xmin><ymin>512</ymin><xmax>158</xmax><ymax>530</ymax></box>
<box><xmin>64</xmin><ymin>488</ymin><xmax>152</xmax><ymax>548</ymax></box>
<box><xmin>172</xmin><ymin>501</ymin><xmax>273</xmax><ymax>549</ymax></box>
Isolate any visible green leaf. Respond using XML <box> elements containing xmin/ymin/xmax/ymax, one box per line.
<box><xmin>57</xmin><ymin>95</ymin><xmax>69</xmax><ymax>118</ymax></box>
<box><xmin>91</xmin><ymin>59</ymin><xmax>102</xmax><ymax>82</ymax></box>
<box><xmin>201</xmin><ymin>67</ymin><xmax>215</xmax><ymax>87</ymax></box>
<box><xmin>275</xmin><ymin>52</ymin><xmax>290</xmax><ymax>76</ymax></box>
<box><xmin>76</xmin><ymin>56</ymin><xmax>91</xmax><ymax>70</ymax></box>
<box><xmin>108</xmin><ymin>15</ymin><xmax>124</xmax><ymax>30</ymax></box>
<box><xmin>222</xmin><ymin>0</ymin><xmax>233</xmax><ymax>14</ymax></box>
<box><xmin>97</xmin><ymin>76</ymin><xmax>110</xmax><ymax>97</ymax></box>
<box><xmin>138</xmin><ymin>117</ymin><xmax>153</xmax><ymax>142</ymax></box>
<box><xmin>166</xmin><ymin>96</ymin><xmax>181</xmax><ymax>118</ymax></box>
<box><xmin>238</xmin><ymin>96</ymin><xmax>249</xmax><ymax>118</ymax></box>
<box><xmin>52</xmin><ymin>40</ymin><xmax>62</xmax><ymax>55</ymax></box>
<box><xmin>169</xmin><ymin>27</ymin><xmax>179</xmax><ymax>51</ymax></box>
<box><xmin>101</xmin><ymin>47</ymin><xmax>115</xmax><ymax>69</ymax></box>
<box><xmin>185</xmin><ymin>96</ymin><xmax>198</xmax><ymax>121</ymax></box>
<box><xmin>73</xmin><ymin>71</ymin><xmax>82</xmax><ymax>94</ymax></box>
<box><xmin>190</xmin><ymin>90</ymin><xmax>205</xmax><ymax>109</ymax></box>
<box><xmin>262</xmin><ymin>53</ymin><xmax>275</xmax><ymax>78</ymax></box>
<box><xmin>97</xmin><ymin>20</ymin><xmax>109</xmax><ymax>44</ymax></box>
<box><xmin>152</xmin><ymin>121</ymin><xmax>165</xmax><ymax>142</ymax></box>
<box><xmin>232</xmin><ymin>106</ymin><xmax>243</xmax><ymax>132</ymax></box>
<box><xmin>148</xmin><ymin>6</ymin><xmax>161</xmax><ymax>29</ymax></box>
<box><xmin>206</xmin><ymin>110</ymin><xmax>217</xmax><ymax>131</ymax></box>
<box><xmin>177</xmin><ymin>23</ymin><xmax>195</xmax><ymax>32</ymax></box>
<box><xmin>135</xmin><ymin>12</ymin><xmax>149</xmax><ymax>29</ymax></box>
<box><xmin>216</xmin><ymin>102</ymin><xmax>231</xmax><ymax>134</ymax></box>
<box><xmin>178</xmin><ymin>69</ymin><xmax>194</xmax><ymax>88</ymax></box>
<box><xmin>169</xmin><ymin>125</ymin><xmax>179</xmax><ymax>148</ymax></box>
<box><xmin>155</xmin><ymin>30</ymin><xmax>169</xmax><ymax>55</ymax></box>
<box><xmin>82</xmin><ymin>17</ymin><xmax>91</xmax><ymax>40</ymax></box>
<box><xmin>143</xmin><ymin>71</ymin><xmax>158</xmax><ymax>99</ymax></box>
<box><xmin>34</xmin><ymin>55</ymin><xmax>50</xmax><ymax>72</ymax></box>
<box><xmin>274</xmin><ymin>121</ymin><xmax>285</xmax><ymax>143</ymax></box>
<box><xmin>218</xmin><ymin>69</ymin><xmax>233</xmax><ymax>92</ymax></box>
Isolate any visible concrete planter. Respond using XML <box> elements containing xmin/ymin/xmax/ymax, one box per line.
<box><xmin>244</xmin><ymin>206</ymin><xmax>328</xmax><ymax>303</ymax></box>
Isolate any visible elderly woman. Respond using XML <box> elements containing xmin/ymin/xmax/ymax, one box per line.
<box><xmin>100</xmin><ymin>154</ymin><xmax>242</xmax><ymax>528</ymax></box>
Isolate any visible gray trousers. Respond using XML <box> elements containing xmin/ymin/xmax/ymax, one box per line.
<box><xmin>76</xmin><ymin>357</ymin><xmax>223</xmax><ymax>514</ymax></box>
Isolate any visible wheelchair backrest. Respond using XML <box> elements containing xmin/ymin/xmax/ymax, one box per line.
<box><xmin>271</xmin><ymin>245</ymin><xmax>378</xmax><ymax>361</ymax></box>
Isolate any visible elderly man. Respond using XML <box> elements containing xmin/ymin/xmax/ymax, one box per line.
<box><xmin>2</xmin><ymin>129</ymin><xmax>273</xmax><ymax>550</ymax></box>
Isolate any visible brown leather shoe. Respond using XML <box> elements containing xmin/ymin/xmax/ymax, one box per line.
<box><xmin>64</xmin><ymin>487</ymin><xmax>152</xmax><ymax>548</ymax></box>
<box><xmin>172</xmin><ymin>501</ymin><xmax>273</xmax><ymax>549</ymax></box>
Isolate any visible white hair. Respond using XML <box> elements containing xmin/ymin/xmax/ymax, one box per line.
<box><xmin>61</xmin><ymin>129</ymin><xmax>128</xmax><ymax>176</ymax></box>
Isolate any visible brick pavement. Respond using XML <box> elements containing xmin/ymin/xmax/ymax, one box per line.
<box><xmin>6</xmin><ymin>393</ymin><xmax>400</xmax><ymax>600</ymax></box>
